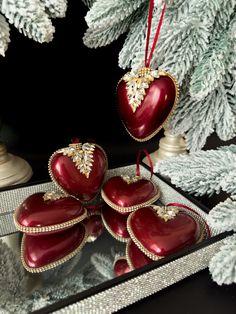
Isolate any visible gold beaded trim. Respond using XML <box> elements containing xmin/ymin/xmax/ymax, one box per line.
<box><xmin>101</xmin><ymin>188</ymin><xmax>160</xmax><ymax>214</ymax></box>
<box><xmin>120</xmin><ymin>70</ymin><xmax>179</xmax><ymax>142</ymax></box>
<box><xmin>127</xmin><ymin>206</ymin><xmax>208</xmax><ymax>261</ymax></box>
<box><xmin>101</xmin><ymin>211</ymin><xmax>130</xmax><ymax>243</ymax></box>
<box><xmin>48</xmin><ymin>144</ymin><xmax>108</xmax><ymax>203</ymax></box>
<box><xmin>21</xmin><ymin>227</ymin><xmax>88</xmax><ymax>273</ymax></box>
<box><xmin>126</xmin><ymin>240</ymin><xmax>135</xmax><ymax>271</ymax></box>
<box><xmin>13</xmin><ymin>208</ymin><xmax>87</xmax><ymax>234</ymax></box>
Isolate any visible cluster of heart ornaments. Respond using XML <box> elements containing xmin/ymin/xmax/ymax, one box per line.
<box><xmin>14</xmin><ymin>142</ymin><xmax>107</xmax><ymax>272</ymax></box>
<box><xmin>13</xmin><ymin>141</ymin><xmax>210</xmax><ymax>275</ymax></box>
<box><xmin>101</xmin><ymin>174</ymin><xmax>211</xmax><ymax>276</ymax></box>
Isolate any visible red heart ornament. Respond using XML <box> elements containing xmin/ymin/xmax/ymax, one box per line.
<box><xmin>117</xmin><ymin>69</ymin><xmax>179</xmax><ymax>141</ymax></box>
<box><xmin>83</xmin><ymin>215</ymin><xmax>104</xmax><ymax>242</ymax></box>
<box><xmin>49</xmin><ymin>143</ymin><xmax>108</xmax><ymax>202</ymax></box>
<box><xmin>22</xmin><ymin>224</ymin><xmax>87</xmax><ymax>272</ymax></box>
<box><xmin>126</xmin><ymin>240</ymin><xmax>153</xmax><ymax>270</ymax></box>
<box><xmin>128</xmin><ymin>206</ymin><xmax>203</xmax><ymax>260</ymax></box>
<box><xmin>113</xmin><ymin>257</ymin><xmax>131</xmax><ymax>277</ymax></box>
<box><xmin>101</xmin><ymin>204</ymin><xmax>130</xmax><ymax>242</ymax></box>
<box><xmin>14</xmin><ymin>192</ymin><xmax>87</xmax><ymax>235</ymax></box>
<box><xmin>101</xmin><ymin>175</ymin><xmax>160</xmax><ymax>213</ymax></box>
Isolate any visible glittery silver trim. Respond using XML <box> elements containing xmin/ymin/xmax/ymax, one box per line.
<box><xmin>53</xmin><ymin>239</ymin><xmax>227</xmax><ymax>314</ymax></box>
<box><xmin>0</xmin><ymin>165</ymin><xmax>226</xmax><ymax>312</ymax></box>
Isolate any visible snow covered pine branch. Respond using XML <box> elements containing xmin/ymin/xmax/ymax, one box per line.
<box><xmin>83</xmin><ymin>0</ymin><xmax>236</xmax><ymax>151</ymax></box>
<box><xmin>0</xmin><ymin>0</ymin><xmax>68</xmax><ymax>56</ymax></box>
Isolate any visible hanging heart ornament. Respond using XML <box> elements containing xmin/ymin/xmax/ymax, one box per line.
<box><xmin>117</xmin><ymin>1</ymin><xmax>179</xmax><ymax>141</ymax></box>
<box><xmin>117</xmin><ymin>68</ymin><xmax>179</xmax><ymax>141</ymax></box>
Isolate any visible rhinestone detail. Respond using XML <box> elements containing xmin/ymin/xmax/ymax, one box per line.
<box><xmin>43</xmin><ymin>191</ymin><xmax>66</xmax><ymax>201</ymax></box>
<box><xmin>61</xmin><ymin>143</ymin><xmax>95</xmax><ymax>178</ymax></box>
<box><xmin>121</xmin><ymin>175</ymin><xmax>141</xmax><ymax>185</ymax></box>
<box><xmin>153</xmin><ymin>205</ymin><xmax>179</xmax><ymax>222</ymax></box>
<box><xmin>53</xmin><ymin>240</ymin><xmax>226</xmax><ymax>314</ymax></box>
<box><xmin>123</xmin><ymin>67</ymin><xmax>160</xmax><ymax>113</ymax></box>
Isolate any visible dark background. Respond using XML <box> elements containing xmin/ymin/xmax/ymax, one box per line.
<box><xmin>0</xmin><ymin>0</ymin><xmax>160</xmax><ymax>175</ymax></box>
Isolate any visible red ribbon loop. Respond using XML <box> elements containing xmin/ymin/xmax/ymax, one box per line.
<box><xmin>136</xmin><ymin>149</ymin><xmax>153</xmax><ymax>179</ymax></box>
<box><xmin>145</xmin><ymin>0</ymin><xmax>166</xmax><ymax>68</ymax></box>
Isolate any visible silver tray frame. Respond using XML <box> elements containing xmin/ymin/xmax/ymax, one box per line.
<box><xmin>0</xmin><ymin>164</ymin><xmax>229</xmax><ymax>313</ymax></box>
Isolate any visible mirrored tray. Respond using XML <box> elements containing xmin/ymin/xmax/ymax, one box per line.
<box><xmin>0</xmin><ymin>164</ymin><xmax>230</xmax><ymax>313</ymax></box>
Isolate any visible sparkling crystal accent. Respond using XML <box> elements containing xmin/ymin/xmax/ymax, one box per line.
<box><xmin>0</xmin><ymin>164</ymin><xmax>227</xmax><ymax>311</ymax></box>
<box><xmin>62</xmin><ymin>143</ymin><xmax>95</xmax><ymax>178</ymax></box>
<box><xmin>121</xmin><ymin>175</ymin><xmax>141</xmax><ymax>185</ymax></box>
<box><xmin>153</xmin><ymin>205</ymin><xmax>179</xmax><ymax>222</ymax></box>
<box><xmin>53</xmin><ymin>239</ymin><xmax>226</xmax><ymax>314</ymax></box>
<box><xmin>123</xmin><ymin>67</ymin><xmax>160</xmax><ymax>113</ymax></box>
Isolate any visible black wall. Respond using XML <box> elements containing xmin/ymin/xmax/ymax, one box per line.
<box><xmin>0</xmin><ymin>1</ymin><xmax>161</xmax><ymax>174</ymax></box>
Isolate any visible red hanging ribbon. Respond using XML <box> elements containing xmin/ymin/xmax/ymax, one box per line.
<box><xmin>136</xmin><ymin>149</ymin><xmax>153</xmax><ymax>178</ymax></box>
<box><xmin>145</xmin><ymin>0</ymin><xmax>167</xmax><ymax>68</ymax></box>
<box><xmin>167</xmin><ymin>203</ymin><xmax>212</xmax><ymax>237</ymax></box>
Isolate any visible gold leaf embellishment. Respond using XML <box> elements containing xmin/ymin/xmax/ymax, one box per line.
<box><xmin>153</xmin><ymin>205</ymin><xmax>179</xmax><ymax>222</ymax></box>
<box><xmin>43</xmin><ymin>191</ymin><xmax>66</xmax><ymax>201</ymax></box>
<box><xmin>123</xmin><ymin>67</ymin><xmax>159</xmax><ymax>113</ymax></box>
<box><xmin>62</xmin><ymin>143</ymin><xmax>95</xmax><ymax>178</ymax></box>
<box><xmin>121</xmin><ymin>175</ymin><xmax>141</xmax><ymax>185</ymax></box>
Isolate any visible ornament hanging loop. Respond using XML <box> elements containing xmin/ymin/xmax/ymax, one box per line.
<box><xmin>145</xmin><ymin>0</ymin><xmax>167</xmax><ymax>68</ymax></box>
<box><xmin>136</xmin><ymin>149</ymin><xmax>153</xmax><ymax>179</ymax></box>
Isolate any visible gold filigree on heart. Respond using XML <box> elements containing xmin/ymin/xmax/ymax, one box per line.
<box><xmin>123</xmin><ymin>67</ymin><xmax>160</xmax><ymax>113</ymax></box>
<box><xmin>43</xmin><ymin>191</ymin><xmax>66</xmax><ymax>201</ymax></box>
<box><xmin>153</xmin><ymin>205</ymin><xmax>179</xmax><ymax>222</ymax></box>
<box><xmin>61</xmin><ymin>143</ymin><xmax>95</xmax><ymax>178</ymax></box>
<box><xmin>121</xmin><ymin>175</ymin><xmax>141</xmax><ymax>185</ymax></box>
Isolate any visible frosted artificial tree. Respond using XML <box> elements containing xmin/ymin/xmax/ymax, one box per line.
<box><xmin>82</xmin><ymin>0</ymin><xmax>236</xmax><ymax>284</ymax></box>
<box><xmin>0</xmin><ymin>0</ymin><xmax>68</xmax><ymax>56</ymax></box>
<box><xmin>83</xmin><ymin>0</ymin><xmax>236</xmax><ymax>152</ymax></box>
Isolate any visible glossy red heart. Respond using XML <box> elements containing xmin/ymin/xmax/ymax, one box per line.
<box><xmin>117</xmin><ymin>73</ymin><xmax>177</xmax><ymax>141</ymax></box>
<box><xmin>101</xmin><ymin>176</ymin><xmax>160</xmax><ymax>213</ymax></box>
<box><xmin>49</xmin><ymin>143</ymin><xmax>108</xmax><ymax>202</ymax></box>
<box><xmin>113</xmin><ymin>257</ymin><xmax>131</xmax><ymax>277</ymax></box>
<box><xmin>101</xmin><ymin>204</ymin><xmax>130</xmax><ymax>242</ymax></box>
<box><xmin>126</xmin><ymin>240</ymin><xmax>153</xmax><ymax>270</ymax></box>
<box><xmin>22</xmin><ymin>224</ymin><xmax>87</xmax><ymax>272</ymax></box>
<box><xmin>128</xmin><ymin>206</ymin><xmax>200</xmax><ymax>260</ymax></box>
<box><xmin>14</xmin><ymin>192</ymin><xmax>87</xmax><ymax>235</ymax></box>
